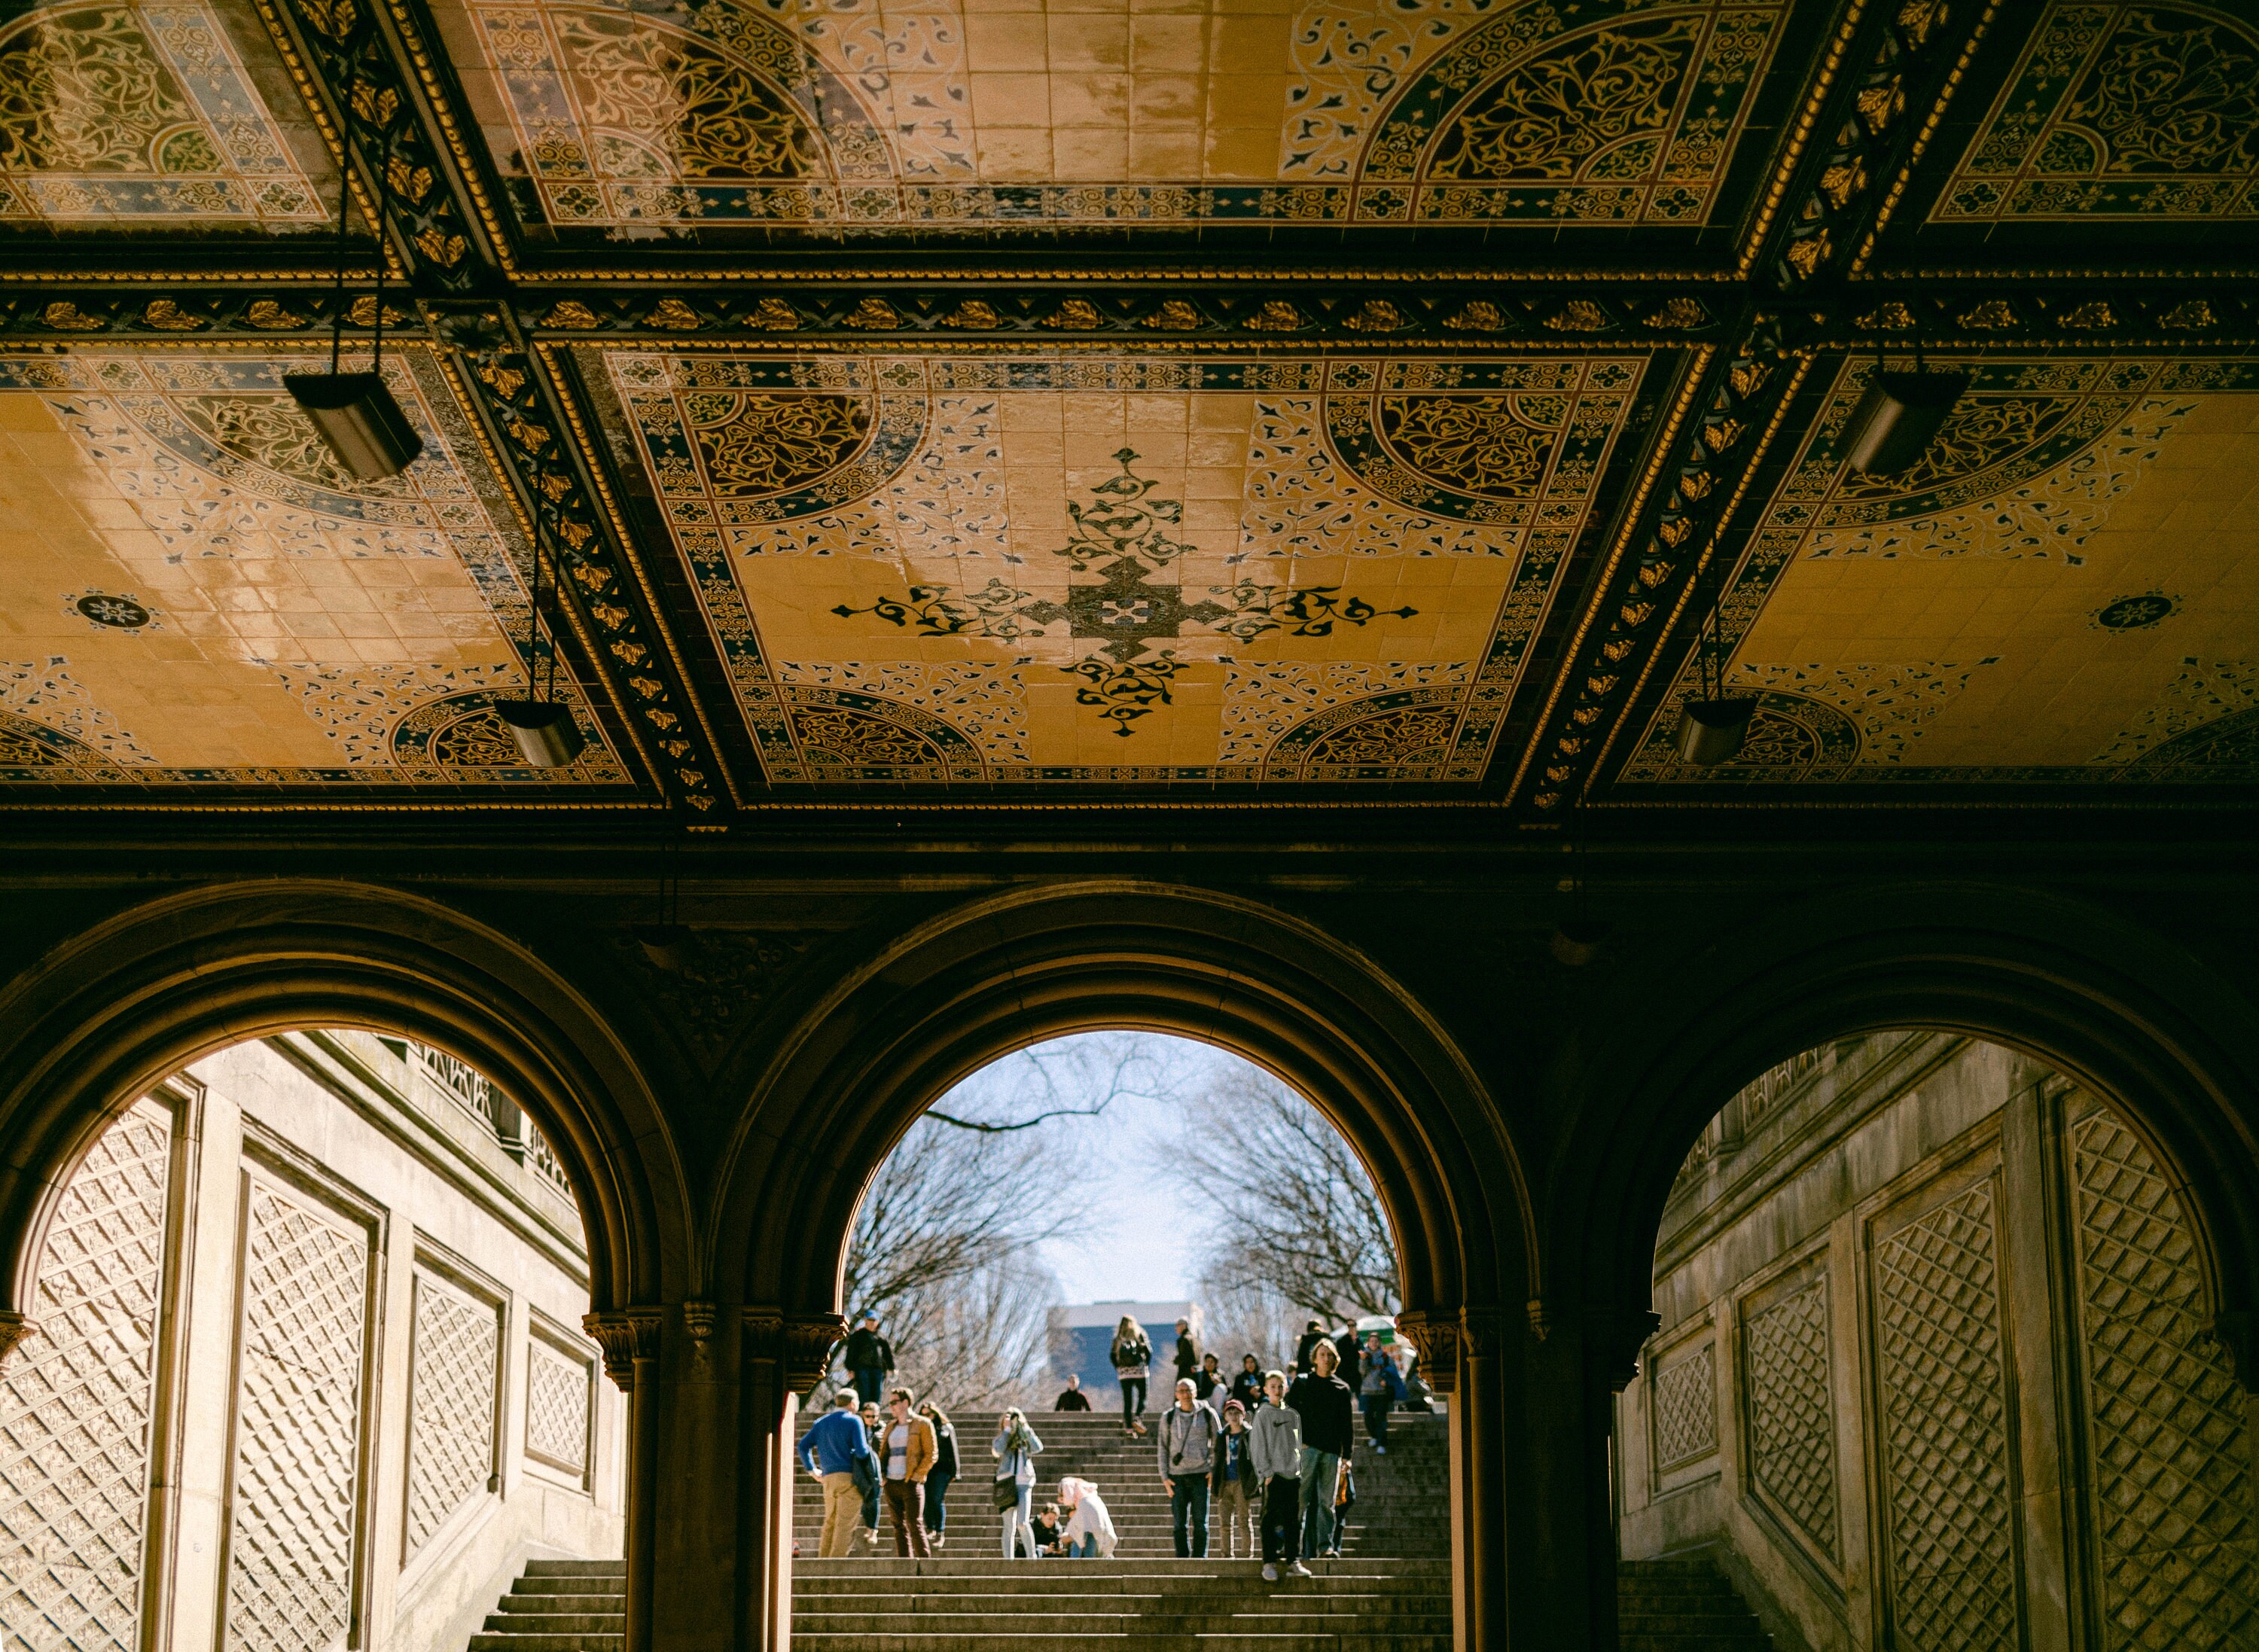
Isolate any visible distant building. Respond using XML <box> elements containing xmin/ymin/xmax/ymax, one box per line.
<box><xmin>1048</xmin><ymin>1300</ymin><xmax>1201</xmax><ymax>1394</ymax></box>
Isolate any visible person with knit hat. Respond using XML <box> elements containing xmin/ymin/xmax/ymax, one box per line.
<box><xmin>1212</xmin><ymin>1398</ymin><xmax>1259</xmax><ymax>1557</ymax></box>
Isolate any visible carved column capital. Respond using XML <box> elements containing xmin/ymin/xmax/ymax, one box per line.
<box><xmin>1525</xmin><ymin>1299</ymin><xmax>1659</xmax><ymax>1391</ymax></box>
<box><xmin>682</xmin><ymin>1300</ymin><xmax>718</xmax><ymax>1346</ymax></box>
<box><xmin>583</xmin><ymin>1307</ymin><xmax>664</xmax><ymax>1393</ymax></box>
<box><xmin>0</xmin><ymin>1310</ymin><xmax>35</xmax><ymax>1368</ymax></box>
<box><xmin>743</xmin><ymin>1307</ymin><xmax>846</xmax><ymax>1397</ymax></box>
<box><xmin>1394</xmin><ymin>1308</ymin><xmax>1459</xmax><ymax>1394</ymax></box>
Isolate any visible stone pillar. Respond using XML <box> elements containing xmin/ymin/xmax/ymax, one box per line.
<box><xmin>1399</xmin><ymin>1306</ymin><xmax>1509</xmax><ymax>1652</ymax></box>
<box><xmin>1515</xmin><ymin>1301</ymin><xmax>1656</xmax><ymax>1650</ymax></box>
<box><xmin>741</xmin><ymin>1309</ymin><xmax>845</xmax><ymax>1650</ymax></box>
<box><xmin>586</xmin><ymin>1308</ymin><xmax>664</xmax><ymax>1648</ymax></box>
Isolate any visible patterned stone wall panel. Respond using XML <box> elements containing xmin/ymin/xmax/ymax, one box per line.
<box><xmin>1651</xmin><ymin>1338</ymin><xmax>1718</xmax><ymax>1471</ymax></box>
<box><xmin>525</xmin><ymin>1337</ymin><xmax>593</xmax><ymax>1477</ymax></box>
<box><xmin>225</xmin><ymin>1179</ymin><xmax>371</xmax><ymax>1652</ymax></box>
<box><xmin>1870</xmin><ymin>1178</ymin><xmax>2021</xmax><ymax>1652</ymax></box>
<box><xmin>2069</xmin><ymin>1106</ymin><xmax>2259</xmax><ymax>1649</ymax></box>
<box><xmin>404</xmin><ymin>1272</ymin><xmax>500</xmax><ymax>1556</ymax></box>
<box><xmin>1742</xmin><ymin>1274</ymin><xmax>1840</xmax><ymax>1565</ymax></box>
<box><xmin>0</xmin><ymin>1102</ymin><xmax>172</xmax><ymax>1652</ymax></box>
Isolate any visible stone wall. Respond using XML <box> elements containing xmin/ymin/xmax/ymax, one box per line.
<box><xmin>1615</xmin><ymin>1032</ymin><xmax>2259</xmax><ymax>1652</ymax></box>
<box><xmin>0</xmin><ymin>1031</ymin><xmax>624</xmax><ymax>1652</ymax></box>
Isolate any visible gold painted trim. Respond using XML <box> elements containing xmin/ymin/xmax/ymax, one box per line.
<box><xmin>547</xmin><ymin>337</ymin><xmax>1680</xmax><ymax>356</ymax></box>
<box><xmin>1578</xmin><ymin>352</ymin><xmax>1815</xmax><ymax>798</ymax></box>
<box><xmin>534</xmin><ymin>341</ymin><xmax>749</xmax><ymax>806</ymax></box>
<box><xmin>383</xmin><ymin>0</ymin><xmax>513</xmax><ymax>275</ymax></box>
<box><xmin>521</xmin><ymin>267</ymin><xmax>1749</xmax><ymax>286</ymax></box>
<box><xmin>1850</xmin><ymin>2</ymin><xmax>2000</xmax><ymax>274</ymax></box>
<box><xmin>1503</xmin><ymin>343</ymin><xmax>1716</xmax><ymax>800</ymax></box>
<box><xmin>428</xmin><ymin>346</ymin><xmax>663</xmax><ymax>796</ymax></box>
<box><xmin>0</xmin><ymin>799</ymin><xmax>661</xmax><ymax>812</ymax></box>
<box><xmin>1738</xmin><ymin>0</ymin><xmax>1867</xmax><ymax>276</ymax></box>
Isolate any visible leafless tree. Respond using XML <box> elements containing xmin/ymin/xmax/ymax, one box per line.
<box><xmin>832</xmin><ymin>1035</ymin><xmax>1184</xmax><ymax>1411</ymax></box>
<box><xmin>1164</xmin><ymin>1068</ymin><xmax>1400</xmax><ymax>1331</ymax></box>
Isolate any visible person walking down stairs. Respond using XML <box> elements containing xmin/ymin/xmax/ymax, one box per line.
<box><xmin>1111</xmin><ymin>1315</ymin><xmax>1152</xmax><ymax>1437</ymax></box>
<box><xmin>1157</xmin><ymin>1378</ymin><xmax>1221</xmax><ymax>1557</ymax></box>
<box><xmin>1359</xmin><ymin>1331</ymin><xmax>1405</xmax><ymax>1456</ymax></box>
<box><xmin>918</xmin><ymin>1401</ymin><xmax>956</xmax><ymax>1550</ymax></box>
<box><xmin>991</xmin><ymin>1407</ymin><xmax>1044</xmax><ymax>1558</ymax></box>
<box><xmin>843</xmin><ymin>1313</ymin><xmax>893</xmax><ymax>1405</ymax></box>
<box><xmin>1249</xmin><ymin>1369</ymin><xmax>1312</xmax><ymax>1583</ymax></box>
<box><xmin>1212</xmin><ymin>1399</ymin><xmax>1258</xmax><ymax>1557</ymax></box>
<box><xmin>1288</xmin><ymin>1341</ymin><xmax>1355</xmax><ymax>1561</ymax></box>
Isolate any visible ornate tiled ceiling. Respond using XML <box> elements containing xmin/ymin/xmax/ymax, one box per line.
<box><xmin>1</xmin><ymin>0</ymin><xmax>2255</xmax><ymax>816</ymax></box>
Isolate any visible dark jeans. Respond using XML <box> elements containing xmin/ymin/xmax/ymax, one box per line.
<box><xmin>861</xmin><ymin>1478</ymin><xmax>881</xmax><ymax>1532</ymax></box>
<box><xmin>1120</xmin><ymin>1376</ymin><xmax>1146</xmax><ymax>1422</ymax></box>
<box><xmin>1169</xmin><ymin>1472</ymin><xmax>1210</xmax><ymax>1557</ymax></box>
<box><xmin>925</xmin><ymin>1469</ymin><xmax>953</xmax><ymax>1534</ymax></box>
<box><xmin>884</xmin><ymin>1479</ymin><xmax>929</xmax><ymax>1556</ymax></box>
<box><xmin>1361</xmin><ymin>1395</ymin><xmax>1392</xmax><ymax>1450</ymax></box>
<box><xmin>1260</xmin><ymin>1474</ymin><xmax>1301</xmax><ymax>1563</ymax></box>
<box><xmin>852</xmin><ymin>1366</ymin><xmax>886</xmax><ymax>1404</ymax></box>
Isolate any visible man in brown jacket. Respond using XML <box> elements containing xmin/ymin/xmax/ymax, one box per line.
<box><xmin>881</xmin><ymin>1387</ymin><xmax>939</xmax><ymax>1556</ymax></box>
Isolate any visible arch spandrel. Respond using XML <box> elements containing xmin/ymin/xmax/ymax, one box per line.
<box><xmin>0</xmin><ymin>879</ymin><xmax>688</xmax><ymax>1332</ymax></box>
<box><xmin>1541</xmin><ymin>879</ymin><xmax>2259</xmax><ymax>1385</ymax></box>
<box><xmin>704</xmin><ymin>880</ymin><xmax>1533</xmax><ymax>1348</ymax></box>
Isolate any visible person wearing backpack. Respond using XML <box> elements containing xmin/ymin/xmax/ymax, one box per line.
<box><xmin>1157</xmin><ymin>1377</ymin><xmax>1221</xmax><ymax>1556</ymax></box>
<box><xmin>1111</xmin><ymin>1315</ymin><xmax>1153</xmax><ymax>1438</ymax></box>
<box><xmin>1358</xmin><ymin>1332</ymin><xmax>1406</xmax><ymax>1455</ymax></box>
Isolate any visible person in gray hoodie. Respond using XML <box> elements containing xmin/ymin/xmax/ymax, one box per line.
<box><xmin>1157</xmin><ymin>1377</ymin><xmax>1221</xmax><ymax>1556</ymax></box>
<box><xmin>1246</xmin><ymin>1370</ymin><xmax>1312</xmax><ymax>1581</ymax></box>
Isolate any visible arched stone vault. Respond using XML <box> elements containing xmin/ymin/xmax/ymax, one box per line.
<box><xmin>1546</xmin><ymin>880</ymin><xmax>2259</xmax><ymax>1387</ymax></box>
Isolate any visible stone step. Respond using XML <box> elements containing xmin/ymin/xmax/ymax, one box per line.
<box><xmin>483</xmin><ymin>1614</ymin><xmax>626</xmax><ymax>1635</ymax></box>
<box><xmin>791</xmin><ymin>1636</ymin><xmax>1451</xmax><ymax>1652</ymax></box>
<box><xmin>1613</xmin><ymin>1560</ymin><xmax>1772</xmax><ymax>1651</ymax></box>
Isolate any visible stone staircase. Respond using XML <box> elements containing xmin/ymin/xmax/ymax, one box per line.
<box><xmin>1617</xmin><ymin>1559</ymin><xmax>1775</xmax><ymax>1650</ymax></box>
<box><xmin>464</xmin><ymin>1411</ymin><xmax>1779</xmax><ymax>1650</ymax></box>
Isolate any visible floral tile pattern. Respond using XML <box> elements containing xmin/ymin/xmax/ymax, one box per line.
<box><xmin>1611</xmin><ymin>359</ymin><xmax>2259</xmax><ymax>789</ymax></box>
<box><xmin>0</xmin><ymin>349</ymin><xmax>629</xmax><ymax>787</ymax></box>
<box><xmin>580</xmin><ymin>347</ymin><xmax>1647</xmax><ymax>782</ymax></box>
<box><xmin>441</xmin><ymin>0</ymin><xmax>1786</xmax><ymax>232</ymax></box>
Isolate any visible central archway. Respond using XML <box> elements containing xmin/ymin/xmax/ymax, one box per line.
<box><xmin>713</xmin><ymin>881</ymin><xmax>1535</xmax><ymax>1649</ymax></box>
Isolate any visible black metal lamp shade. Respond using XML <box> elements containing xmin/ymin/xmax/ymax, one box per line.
<box><xmin>1838</xmin><ymin>370</ymin><xmax>1968</xmax><ymax>477</ymax></box>
<box><xmin>494</xmin><ymin>699</ymin><xmax>587</xmax><ymax>768</ymax></box>
<box><xmin>629</xmin><ymin>923</ymin><xmax>697</xmax><ymax>971</ymax></box>
<box><xmin>1675</xmin><ymin>696</ymin><xmax>1759</xmax><ymax>766</ymax></box>
<box><xmin>284</xmin><ymin>372</ymin><xmax>424</xmax><ymax>480</ymax></box>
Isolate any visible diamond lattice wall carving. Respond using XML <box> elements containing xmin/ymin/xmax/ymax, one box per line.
<box><xmin>1871</xmin><ymin>1181</ymin><xmax>2020</xmax><ymax>1652</ymax></box>
<box><xmin>1651</xmin><ymin>1340</ymin><xmax>1717</xmax><ymax>1471</ymax></box>
<box><xmin>525</xmin><ymin>1340</ymin><xmax>590</xmax><ymax>1475</ymax></box>
<box><xmin>1744</xmin><ymin>1275</ymin><xmax>1840</xmax><ymax>1565</ymax></box>
<box><xmin>225</xmin><ymin>1181</ymin><xmax>370</xmax><ymax>1652</ymax></box>
<box><xmin>2070</xmin><ymin>1108</ymin><xmax>2259</xmax><ymax>1650</ymax></box>
<box><xmin>0</xmin><ymin>1103</ymin><xmax>171</xmax><ymax>1652</ymax></box>
<box><xmin>404</xmin><ymin>1273</ymin><xmax>498</xmax><ymax>1556</ymax></box>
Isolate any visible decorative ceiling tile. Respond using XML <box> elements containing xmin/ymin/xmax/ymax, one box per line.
<box><xmin>0</xmin><ymin>0</ymin><xmax>338</xmax><ymax>233</ymax></box>
<box><xmin>1931</xmin><ymin>2</ymin><xmax>2259</xmax><ymax>226</ymax></box>
<box><xmin>437</xmin><ymin>0</ymin><xmax>1786</xmax><ymax>236</ymax></box>
<box><xmin>577</xmin><ymin>346</ymin><xmax>1647</xmax><ymax>783</ymax></box>
<box><xmin>0</xmin><ymin>349</ymin><xmax>632</xmax><ymax>789</ymax></box>
<box><xmin>1608</xmin><ymin>357</ymin><xmax>2259</xmax><ymax>790</ymax></box>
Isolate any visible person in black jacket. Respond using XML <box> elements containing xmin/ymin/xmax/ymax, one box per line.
<box><xmin>1285</xmin><ymin>1342</ymin><xmax>1354</xmax><ymax>1559</ymax></box>
<box><xmin>843</xmin><ymin>1314</ymin><xmax>895</xmax><ymax>1405</ymax></box>
<box><xmin>1053</xmin><ymin>1373</ymin><xmax>1093</xmax><ymax>1411</ymax></box>
<box><xmin>919</xmin><ymin>1402</ymin><xmax>958</xmax><ymax>1549</ymax></box>
<box><xmin>1229</xmin><ymin>1352</ymin><xmax>1266</xmax><ymax>1413</ymax></box>
<box><xmin>1292</xmin><ymin>1319</ymin><xmax>1329</xmax><ymax>1374</ymax></box>
<box><xmin>1173</xmin><ymin>1318</ymin><xmax>1200</xmax><ymax>1383</ymax></box>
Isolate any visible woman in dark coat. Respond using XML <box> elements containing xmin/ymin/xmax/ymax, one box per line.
<box><xmin>919</xmin><ymin>1401</ymin><xmax>958</xmax><ymax>1548</ymax></box>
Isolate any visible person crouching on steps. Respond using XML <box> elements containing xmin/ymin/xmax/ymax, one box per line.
<box><xmin>880</xmin><ymin>1388</ymin><xmax>936</xmax><ymax>1556</ymax></box>
<box><xmin>1059</xmin><ymin>1476</ymin><xmax>1117</xmax><ymax>1558</ymax></box>
<box><xmin>992</xmin><ymin>1407</ymin><xmax>1044</xmax><ymax>1558</ymax></box>
<box><xmin>1159</xmin><ymin>1376</ymin><xmax>1220</xmax><ymax>1556</ymax></box>
<box><xmin>1249</xmin><ymin>1370</ymin><xmax>1311</xmax><ymax>1582</ymax></box>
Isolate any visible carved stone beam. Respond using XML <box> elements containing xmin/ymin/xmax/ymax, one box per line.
<box><xmin>583</xmin><ymin>1307</ymin><xmax>665</xmax><ymax>1393</ymax></box>
<box><xmin>744</xmin><ymin>1307</ymin><xmax>848</xmax><ymax>1397</ymax></box>
<box><xmin>1526</xmin><ymin>1299</ymin><xmax>1663</xmax><ymax>1392</ymax></box>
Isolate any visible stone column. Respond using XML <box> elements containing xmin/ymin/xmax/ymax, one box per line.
<box><xmin>1400</xmin><ymin>1306</ymin><xmax>1511</xmax><ymax>1652</ymax></box>
<box><xmin>586</xmin><ymin>1308</ymin><xmax>664</xmax><ymax>1647</ymax></box>
<box><xmin>742</xmin><ymin>1309</ymin><xmax>846</xmax><ymax>1650</ymax></box>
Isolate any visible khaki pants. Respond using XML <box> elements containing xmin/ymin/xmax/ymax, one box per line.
<box><xmin>819</xmin><ymin>1472</ymin><xmax>861</xmax><ymax>1557</ymax></box>
<box><xmin>1215</xmin><ymin>1477</ymin><xmax>1258</xmax><ymax>1557</ymax></box>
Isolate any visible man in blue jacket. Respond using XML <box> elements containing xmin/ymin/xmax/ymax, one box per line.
<box><xmin>798</xmin><ymin>1390</ymin><xmax>873</xmax><ymax>1556</ymax></box>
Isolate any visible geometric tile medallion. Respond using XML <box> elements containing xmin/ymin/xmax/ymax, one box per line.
<box><xmin>0</xmin><ymin>0</ymin><xmax>337</xmax><ymax>233</ymax></box>
<box><xmin>1612</xmin><ymin>357</ymin><xmax>2259</xmax><ymax>791</ymax></box>
<box><xmin>575</xmin><ymin>348</ymin><xmax>1648</xmax><ymax>782</ymax></box>
<box><xmin>0</xmin><ymin>349</ymin><xmax>628</xmax><ymax>788</ymax></box>
<box><xmin>444</xmin><ymin>0</ymin><xmax>1788</xmax><ymax>234</ymax></box>
<box><xmin>1930</xmin><ymin>2</ymin><xmax>2259</xmax><ymax>225</ymax></box>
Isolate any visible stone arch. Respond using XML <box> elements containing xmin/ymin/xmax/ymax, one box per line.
<box><xmin>1547</xmin><ymin>880</ymin><xmax>2259</xmax><ymax>1382</ymax></box>
<box><xmin>710</xmin><ymin>879</ymin><xmax>1530</xmax><ymax>1343</ymax></box>
<box><xmin>0</xmin><ymin>879</ymin><xmax>685</xmax><ymax>1339</ymax></box>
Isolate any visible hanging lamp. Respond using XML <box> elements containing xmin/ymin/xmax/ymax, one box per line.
<box><xmin>494</xmin><ymin>510</ymin><xmax>587</xmax><ymax>768</ymax></box>
<box><xmin>1674</xmin><ymin>548</ymin><xmax>1754</xmax><ymax>767</ymax></box>
<box><xmin>287</xmin><ymin>123</ymin><xmax>422</xmax><ymax>479</ymax></box>
<box><xmin>1839</xmin><ymin>325</ymin><xmax>1965</xmax><ymax>478</ymax></box>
